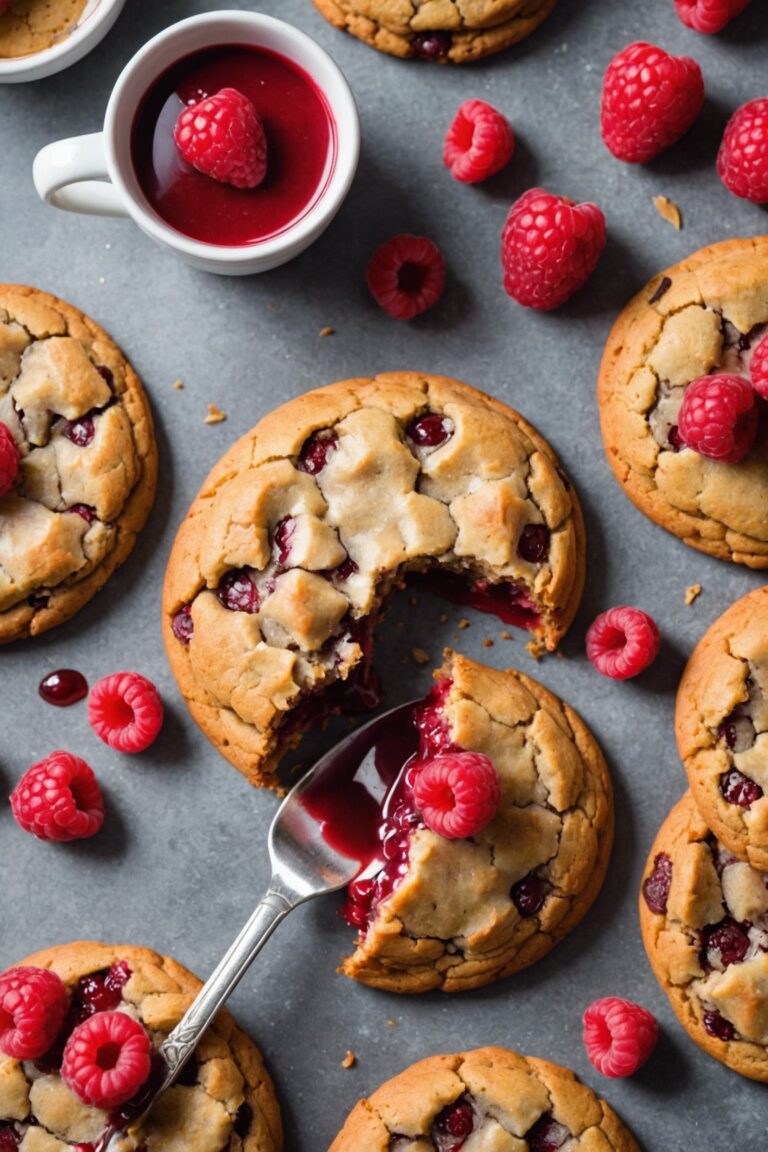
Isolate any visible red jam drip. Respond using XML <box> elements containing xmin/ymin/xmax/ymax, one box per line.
<box><xmin>517</xmin><ymin>524</ymin><xmax>550</xmax><ymax>564</ymax></box>
<box><xmin>412</xmin><ymin>30</ymin><xmax>451</xmax><ymax>60</ymax></box>
<box><xmin>298</xmin><ymin>431</ymin><xmax>337</xmax><ymax>474</ymax></box>
<box><xmin>273</xmin><ymin>517</ymin><xmax>296</xmax><ymax>567</ymax></box>
<box><xmin>0</xmin><ymin>1127</ymin><xmax>20</xmax><ymax>1151</ymax></box>
<box><xmin>62</xmin><ymin>414</ymin><xmax>95</xmax><ymax>447</ymax></box>
<box><xmin>721</xmin><ymin>768</ymin><xmax>763</xmax><ymax>808</ymax></box>
<box><xmin>703</xmin><ymin>1009</ymin><xmax>735</xmax><ymax>1041</ymax></box>
<box><xmin>217</xmin><ymin>568</ymin><xmax>260</xmax><ymax>613</ymax></box>
<box><xmin>431</xmin><ymin>1098</ymin><xmax>475</xmax><ymax>1152</ymax></box>
<box><xmin>526</xmin><ymin>1116</ymin><xmax>571</xmax><ymax>1152</ymax></box>
<box><xmin>131</xmin><ymin>45</ymin><xmax>334</xmax><ymax>247</ymax></box>
<box><xmin>406</xmin><ymin>412</ymin><xmax>452</xmax><ymax>448</ymax></box>
<box><xmin>413</xmin><ymin>571</ymin><xmax>541</xmax><ymax>630</ymax></box>
<box><xmin>39</xmin><ymin>669</ymin><xmax>88</xmax><ymax>707</ymax></box>
<box><xmin>700</xmin><ymin>917</ymin><xmax>750</xmax><ymax>970</ymax></box>
<box><xmin>510</xmin><ymin>873</ymin><xmax>548</xmax><ymax>916</ymax></box>
<box><xmin>68</xmin><ymin>504</ymin><xmax>95</xmax><ymax>523</ymax></box>
<box><xmin>171</xmin><ymin>604</ymin><xmax>194</xmax><ymax>643</ymax></box>
<box><xmin>642</xmin><ymin>852</ymin><xmax>672</xmax><ymax>915</ymax></box>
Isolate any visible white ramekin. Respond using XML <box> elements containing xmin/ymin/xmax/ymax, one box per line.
<box><xmin>0</xmin><ymin>0</ymin><xmax>127</xmax><ymax>84</ymax></box>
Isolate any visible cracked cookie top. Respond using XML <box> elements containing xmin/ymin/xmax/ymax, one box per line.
<box><xmin>163</xmin><ymin>372</ymin><xmax>584</xmax><ymax>790</ymax></box>
<box><xmin>311</xmin><ymin>0</ymin><xmax>557</xmax><ymax>63</ymax></box>
<box><xmin>0</xmin><ymin>942</ymin><xmax>282</xmax><ymax>1152</ymax></box>
<box><xmin>676</xmin><ymin>586</ymin><xmax>768</xmax><ymax>872</ymax></box>
<box><xmin>0</xmin><ymin>286</ymin><xmax>157</xmax><ymax>644</ymax></box>
<box><xmin>640</xmin><ymin>792</ymin><xmax>768</xmax><ymax>1082</ymax></box>
<box><xmin>598</xmin><ymin>237</ymin><xmax>768</xmax><ymax>567</ymax></box>
<box><xmin>328</xmin><ymin>1047</ymin><xmax>639</xmax><ymax>1152</ymax></box>
<box><xmin>341</xmin><ymin>651</ymin><xmax>613</xmax><ymax>993</ymax></box>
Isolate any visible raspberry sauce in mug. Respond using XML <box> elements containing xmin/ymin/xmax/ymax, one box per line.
<box><xmin>131</xmin><ymin>44</ymin><xmax>335</xmax><ymax>247</ymax></box>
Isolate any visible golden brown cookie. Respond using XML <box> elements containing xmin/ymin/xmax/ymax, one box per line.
<box><xmin>311</xmin><ymin>0</ymin><xmax>557</xmax><ymax>63</ymax></box>
<box><xmin>163</xmin><ymin>372</ymin><xmax>585</xmax><ymax>789</ymax></box>
<box><xmin>0</xmin><ymin>941</ymin><xmax>282</xmax><ymax>1152</ymax></box>
<box><xmin>598</xmin><ymin>237</ymin><xmax>768</xmax><ymax>568</ymax></box>
<box><xmin>0</xmin><ymin>0</ymin><xmax>89</xmax><ymax>59</ymax></box>
<box><xmin>328</xmin><ymin>1047</ymin><xmax>640</xmax><ymax>1152</ymax></box>
<box><xmin>676</xmin><ymin>587</ymin><xmax>768</xmax><ymax>872</ymax></box>
<box><xmin>0</xmin><ymin>286</ymin><xmax>157</xmax><ymax>644</ymax></box>
<box><xmin>341</xmin><ymin>651</ymin><xmax>613</xmax><ymax>993</ymax></box>
<box><xmin>639</xmin><ymin>793</ymin><xmax>768</xmax><ymax>1082</ymax></box>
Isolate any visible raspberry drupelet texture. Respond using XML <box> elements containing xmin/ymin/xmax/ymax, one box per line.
<box><xmin>174</xmin><ymin>87</ymin><xmax>268</xmax><ymax>190</ymax></box>
<box><xmin>600</xmin><ymin>41</ymin><xmax>705</xmax><ymax>163</ymax></box>
<box><xmin>718</xmin><ymin>98</ymin><xmax>768</xmax><ymax>203</ymax></box>
<box><xmin>412</xmin><ymin>751</ymin><xmax>501</xmax><ymax>839</ymax></box>
<box><xmin>750</xmin><ymin>334</ymin><xmax>768</xmax><ymax>398</ymax></box>
<box><xmin>10</xmin><ymin>752</ymin><xmax>105</xmax><ymax>842</ymax></box>
<box><xmin>586</xmin><ymin>607</ymin><xmax>660</xmax><ymax>680</ymax></box>
<box><xmin>0</xmin><ymin>967</ymin><xmax>70</xmax><ymax>1060</ymax></box>
<box><xmin>61</xmin><ymin>1011</ymin><xmax>152</xmax><ymax>1111</ymax></box>
<box><xmin>88</xmin><ymin>672</ymin><xmax>164</xmax><ymax>753</ymax></box>
<box><xmin>583</xmin><ymin>997</ymin><xmax>659</xmax><ymax>1077</ymax></box>
<box><xmin>677</xmin><ymin>373</ymin><xmax>758</xmax><ymax>463</ymax></box>
<box><xmin>675</xmin><ymin>0</ymin><xmax>752</xmax><ymax>33</ymax></box>
<box><xmin>0</xmin><ymin>421</ymin><xmax>20</xmax><ymax>498</ymax></box>
<box><xmin>500</xmin><ymin>188</ymin><xmax>606</xmax><ymax>311</ymax></box>
<box><xmin>443</xmin><ymin>99</ymin><xmax>515</xmax><ymax>184</ymax></box>
<box><xmin>366</xmin><ymin>234</ymin><xmax>446</xmax><ymax>320</ymax></box>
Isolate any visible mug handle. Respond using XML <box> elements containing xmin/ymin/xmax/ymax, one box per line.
<box><xmin>33</xmin><ymin>133</ymin><xmax>128</xmax><ymax>218</ymax></box>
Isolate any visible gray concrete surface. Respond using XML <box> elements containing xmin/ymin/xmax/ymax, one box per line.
<box><xmin>2</xmin><ymin>0</ymin><xmax>768</xmax><ymax>1147</ymax></box>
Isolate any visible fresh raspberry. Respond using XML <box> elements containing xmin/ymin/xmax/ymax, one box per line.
<box><xmin>675</xmin><ymin>0</ymin><xmax>751</xmax><ymax>33</ymax></box>
<box><xmin>88</xmin><ymin>672</ymin><xmax>164</xmax><ymax>753</ymax></box>
<box><xmin>443</xmin><ymin>99</ymin><xmax>515</xmax><ymax>184</ymax></box>
<box><xmin>718</xmin><ymin>99</ymin><xmax>768</xmax><ymax>203</ymax></box>
<box><xmin>366</xmin><ymin>234</ymin><xmax>446</xmax><ymax>320</ymax></box>
<box><xmin>586</xmin><ymin>607</ymin><xmax>660</xmax><ymax>680</ymax></box>
<box><xmin>174</xmin><ymin>87</ymin><xmax>267</xmax><ymax>190</ymax></box>
<box><xmin>500</xmin><ymin>188</ymin><xmax>606</xmax><ymax>311</ymax></box>
<box><xmin>61</xmin><ymin>1011</ymin><xmax>152</xmax><ymax>1111</ymax></box>
<box><xmin>10</xmin><ymin>752</ymin><xmax>104</xmax><ymax>842</ymax></box>
<box><xmin>750</xmin><ymin>334</ymin><xmax>768</xmax><ymax>398</ymax></box>
<box><xmin>0</xmin><ymin>421</ymin><xmax>20</xmax><ymax>498</ymax></box>
<box><xmin>601</xmin><ymin>42</ymin><xmax>705</xmax><ymax>163</ymax></box>
<box><xmin>583</xmin><ymin>997</ymin><xmax>659</xmax><ymax>1077</ymax></box>
<box><xmin>678</xmin><ymin>373</ymin><xmax>758</xmax><ymax>463</ymax></box>
<box><xmin>0</xmin><ymin>967</ymin><xmax>69</xmax><ymax>1060</ymax></box>
<box><xmin>412</xmin><ymin>752</ymin><xmax>501</xmax><ymax>839</ymax></box>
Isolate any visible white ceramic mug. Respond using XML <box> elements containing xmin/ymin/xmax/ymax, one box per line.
<box><xmin>33</xmin><ymin>11</ymin><xmax>360</xmax><ymax>275</ymax></box>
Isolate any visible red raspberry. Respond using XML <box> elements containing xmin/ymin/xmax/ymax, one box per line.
<box><xmin>500</xmin><ymin>188</ymin><xmax>606</xmax><ymax>311</ymax></box>
<box><xmin>718</xmin><ymin>98</ymin><xmax>768</xmax><ymax>203</ymax></box>
<box><xmin>88</xmin><ymin>672</ymin><xmax>164</xmax><ymax>753</ymax></box>
<box><xmin>750</xmin><ymin>334</ymin><xmax>768</xmax><ymax>398</ymax></box>
<box><xmin>0</xmin><ymin>967</ymin><xmax>69</xmax><ymax>1060</ymax></box>
<box><xmin>601</xmin><ymin>42</ymin><xmax>705</xmax><ymax>163</ymax></box>
<box><xmin>174</xmin><ymin>87</ymin><xmax>267</xmax><ymax>190</ymax></box>
<box><xmin>678</xmin><ymin>373</ymin><xmax>757</xmax><ymax>463</ymax></box>
<box><xmin>61</xmin><ymin>1011</ymin><xmax>151</xmax><ymax>1111</ymax></box>
<box><xmin>586</xmin><ymin>607</ymin><xmax>660</xmax><ymax>680</ymax></box>
<box><xmin>443</xmin><ymin>99</ymin><xmax>515</xmax><ymax>184</ymax></box>
<box><xmin>583</xmin><ymin>997</ymin><xmax>659</xmax><ymax>1077</ymax></box>
<box><xmin>0</xmin><ymin>421</ymin><xmax>20</xmax><ymax>498</ymax></box>
<box><xmin>366</xmin><ymin>234</ymin><xmax>446</xmax><ymax>320</ymax></box>
<box><xmin>10</xmin><ymin>752</ymin><xmax>104</xmax><ymax>842</ymax></box>
<box><xmin>412</xmin><ymin>752</ymin><xmax>501</xmax><ymax>839</ymax></box>
<box><xmin>675</xmin><ymin>0</ymin><xmax>751</xmax><ymax>33</ymax></box>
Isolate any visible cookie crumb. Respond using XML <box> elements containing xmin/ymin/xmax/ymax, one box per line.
<box><xmin>653</xmin><ymin>195</ymin><xmax>682</xmax><ymax>230</ymax></box>
<box><xmin>526</xmin><ymin>639</ymin><xmax>545</xmax><ymax>661</ymax></box>
<box><xmin>412</xmin><ymin>647</ymin><xmax>430</xmax><ymax>665</ymax></box>
<box><xmin>439</xmin><ymin>613</ymin><xmax>448</xmax><ymax>623</ymax></box>
<box><xmin>458</xmin><ymin>619</ymin><xmax>470</xmax><ymax>630</ymax></box>
<box><xmin>386</xmin><ymin>1019</ymin><xmax>397</xmax><ymax>1027</ymax></box>
<box><xmin>685</xmin><ymin>583</ymin><xmax>702</xmax><ymax>606</ymax></box>
<box><xmin>319</xmin><ymin>326</ymin><xmax>335</xmax><ymax>337</ymax></box>
<box><xmin>483</xmin><ymin>637</ymin><xmax>494</xmax><ymax>648</ymax></box>
<box><xmin>173</xmin><ymin>380</ymin><xmax>185</xmax><ymax>390</ymax></box>
<box><xmin>409</xmin><ymin>596</ymin><xmax>418</xmax><ymax>607</ymax></box>
<box><xmin>341</xmin><ymin>1050</ymin><xmax>356</xmax><ymax>1069</ymax></box>
<box><xmin>204</xmin><ymin>404</ymin><xmax>227</xmax><ymax>425</ymax></box>
<box><xmin>500</xmin><ymin>630</ymin><xmax>512</xmax><ymax>640</ymax></box>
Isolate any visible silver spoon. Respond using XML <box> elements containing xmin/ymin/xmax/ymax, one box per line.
<box><xmin>98</xmin><ymin>699</ymin><xmax>417</xmax><ymax>1150</ymax></box>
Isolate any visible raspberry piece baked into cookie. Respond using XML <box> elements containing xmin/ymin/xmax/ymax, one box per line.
<box><xmin>311</xmin><ymin>0</ymin><xmax>557</xmax><ymax>64</ymax></box>
<box><xmin>0</xmin><ymin>287</ymin><xmax>157</xmax><ymax>643</ymax></box>
<box><xmin>340</xmin><ymin>652</ymin><xmax>613</xmax><ymax>993</ymax></box>
<box><xmin>676</xmin><ymin>587</ymin><xmax>768</xmax><ymax>871</ymax></box>
<box><xmin>0</xmin><ymin>941</ymin><xmax>282</xmax><ymax>1151</ymax></box>
<box><xmin>640</xmin><ymin>793</ymin><xmax>768</xmax><ymax>1081</ymax></box>
<box><xmin>163</xmin><ymin>373</ymin><xmax>585</xmax><ymax>788</ymax></box>
<box><xmin>328</xmin><ymin>1047</ymin><xmax>640</xmax><ymax>1152</ymax></box>
<box><xmin>598</xmin><ymin>238</ymin><xmax>768</xmax><ymax>566</ymax></box>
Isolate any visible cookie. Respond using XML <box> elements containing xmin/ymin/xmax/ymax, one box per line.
<box><xmin>341</xmin><ymin>650</ymin><xmax>613</xmax><ymax>993</ymax></box>
<box><xmin>0</xmin><ymin>286</ymin><xmax>157</xmax><ymax>644</ymax></box>
<box><xmin>311</xmin><ymin>0</ymin><xmax>557</xmax><ymax>64</ymax></box>
<box><xmin>0</xmin><ymin>941</ymin><xmax>282</xmax><ymax>1152</ymax></box>
<box><xmin>328</xmin><ymin>1046</ymin><xmax>639</xmax><ymax>1152</ymax></box>
<box><xmin>598</xmin><ymin>237</ymin><xmax>768</xmax><ymax>567</ymax></box>
<box><xmin>0</xmin><ymin>0</ymin><xmax>89</xmax><ymax>59</ymax></box>
<box><xmin>639</xmin><ymin>792</ymin><xmax>768</xmax><ymax>1082</ymax></box>
<box><xmin>676</xmin><ymin>587</ymin><xmax>768</xmax><ymax>871</ymax></box>
<box><xmin>163</xmin><ymin>371</ymin><xmax>585</xmax><ymax>789</ymax></box>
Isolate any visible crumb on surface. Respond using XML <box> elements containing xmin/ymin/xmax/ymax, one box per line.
<box><xmin>341</xmin><ymin>1050</ymin><xmax>356</xmax><ymax>1069</ymax></box>
<box><xmin>439</xmin><ymin>613</ymin><xmax>448</xmax><ymax>623</ymax></box>
<box><xmin>409</xmin><ymin>596</ymin><xmax>418</xmax><ymax>607</ymax></box>
<box><xmin>653</xmin><ymin>195</ymin><xmax>682</xmax><ymax>230</ymax></box>
<box><xmin>458</xmin><ymin>619</ymin><xmax>470</xmax><ymax>630</ymax></box>
<box><xmin>204</xmin><ymin>403</ymin><xmax>227</xmax><ymax>425</ymax></box>
<box><xmin>412</xmin><ymin>647</ymin><xmax>430</xmax><ymax>665</ymax></box>
<box><xmin>483</xmin><ymin>637</ymin><xmax>494</xmax><ymax>648</ymax></box>
<box><xmin>685</xmin><ymin>583</ymin><xmax>702</xmax><ymax>606</ymax></box>
<box><xmin>500</xmin><ymin>630</ymin><xmax>512</xmax><ymax>640</ymax></box>
<box><xmin>386</xmin><ymin>1019</ymin><xmax>397</xmax><ymax>1027</ymax></box>
<box><xmin>319</xmin><ymin>325</ymin><xmax>335</xmax><ymax>337</ymax></box>
<box><xmin>173</xmin><ymin>380</ymin><xmax>185</xmax><ymax>390</ymax></box>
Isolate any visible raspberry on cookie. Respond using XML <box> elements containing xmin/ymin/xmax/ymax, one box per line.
<box><xmin>163</xmin><ymin>372</ymin><xmax>586</xmax><ymax>789</ymax></box>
